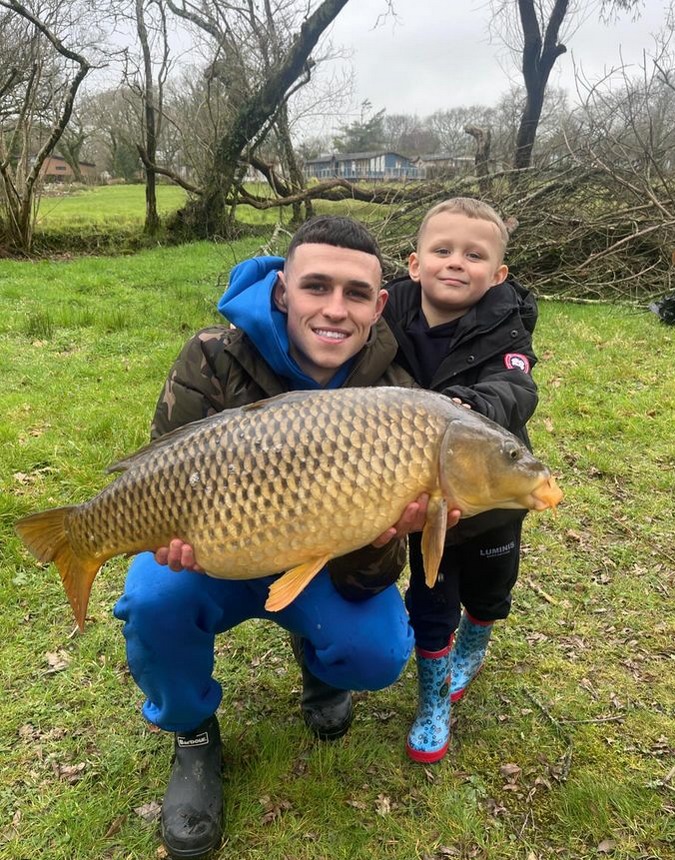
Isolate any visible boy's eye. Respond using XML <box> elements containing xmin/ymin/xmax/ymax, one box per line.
<box><xmin>347</xmin><ymin>290</ymin><xmax>370</xmax><ymax>301</ymax></box>
<box><xmin>303</xmin><ymin>283</ymin><xmax>327</xmax><ymax>292</ymax></box>
<box><xmin>467</xmin><ymin>252</ymin><xmax>483</xmax><ymax>260</ymax></box>
<box><xmin>435</xmin><ymin>248</ymin><xmax>450</xmax><ymax>256</ymax></box>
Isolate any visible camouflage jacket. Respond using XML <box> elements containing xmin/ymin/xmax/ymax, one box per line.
<box><xmin>150</xmin><ymin>319</ymin><xmax>416</xmax><ymax>601</ymax></box>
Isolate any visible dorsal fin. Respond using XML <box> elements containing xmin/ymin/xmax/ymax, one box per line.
<box><xmin>107</xmin><ymin>391</ymin><xmax>315</xmax><ymax>474</ymax></box>
<box><xmin>241</xmin><ymin>390</ymin><xmax>314</xmax><ymax>413</ymax></box>
<box><xmin>106</xmin><ymin>411</ymin><xmax>232</xmax><ymax>473</ymax></box>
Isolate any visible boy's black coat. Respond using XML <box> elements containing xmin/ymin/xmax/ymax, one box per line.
<box><xmin>383</xmin><ymin>274</ymin><xmax>539</xmax><ymax>543</ymax></box>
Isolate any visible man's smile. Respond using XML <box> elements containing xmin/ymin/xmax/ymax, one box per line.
<box><xmin>313</xmin><ymin>327</ymin><xmax>350</xmax><ymax>341</ymax></box>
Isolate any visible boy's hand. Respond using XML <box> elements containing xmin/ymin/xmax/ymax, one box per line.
<box><xmin>452</xmin><ymin>398</ymin><xmax>472</xmax><ymax>409</ymax></box>
<box><xmin>155</xmin><ymin>539</ymin><xmax>204</xmax><ymax>572</ymax></box>
<box><xmin>371</xmin><ymin>494</ymin><xmax>462</xmax><ymax>548</ymax></box>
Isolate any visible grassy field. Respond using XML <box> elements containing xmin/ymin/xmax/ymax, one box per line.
<box><xmin>1</xmin><ymin>237</ymin><xmax>674</xmax><ymax>860</ymax></box>
<box><xmin>32</xmin><ymin>183</ymin><xmax>385</xmax><ymax>251</ymax></box>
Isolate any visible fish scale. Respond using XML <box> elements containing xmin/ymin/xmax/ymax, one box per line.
<box><xmin>15</xmin><ymin>386</ymin><xmax>562</xmax><ymax>630</ymax></box>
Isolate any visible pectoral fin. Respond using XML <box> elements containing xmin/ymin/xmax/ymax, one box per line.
<box><xmin>264</xmin><ymin>554</ymin><xmax>332</xmax><ymax>612</ymax></box>
<box><xmin>421</xmin><ymin>494</ymin><xmax>448</xmax><ymax>589</ymax></box>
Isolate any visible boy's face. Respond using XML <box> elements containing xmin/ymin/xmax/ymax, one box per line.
<box><xmin>274</xmin><ymin>242</ymin><xmax>387</xmax><ymax>385</ymax></box>
<box><xmin>409</xmin><ymin>211</ymin><xmax>508</xmax><ymax>326</ymax></box>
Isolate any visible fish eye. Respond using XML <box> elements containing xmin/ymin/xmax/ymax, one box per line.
<box><xmin>505</xmin><ymin>444</ymin><xmax>521</xmax><ymax>461</ymax></box>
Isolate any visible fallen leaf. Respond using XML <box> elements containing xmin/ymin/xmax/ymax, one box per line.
<box><xmin>45</xmin><ymin>650</ymin><xmax>70</xmax><ymax>673</ymax></box>
<box><xmin>544</xmin><ymin>418</ymin><xmax>554</xmax><ymax>433</ymax></box>
<box><xmin>375</xmin><ymin>794</ymin><xmax>391</xmax><ymax>816</ymax></box>
<box><xmin>346</xmin><ymin>799</ymin><xmax>367</xmax><ymax>810</ymax></box>
<box><xmin>260</xmin><ymin>797</ymin><xmax>291</xmax><ymax>824</ymax></box>
<box><xmin>56</xmin><ymin>762</ymin><xmax>86</xmax><ymax>783</ymax></box>
<box><xmin>104</xmin><ymin>815</ymin><xmax>126</xmax><ymax>838</ymax></box>
<box><xmin>597</xmin><ymin>838</ymin><xmax>616</xmax><ymax>853</ymax></box>
<box><xmin>485</xmin><ymin>797</ymin><xmax>507</xmax><ymax>816</ymax></box>
<box><xmin>499</xmin><ymin>762</ymin><xmax>521</xmax><ymax>782</ymax></box>
<box><xmin>134</xmin><ymin>801</ymin><xmax>162</xmax><ymax>822</ymax></box>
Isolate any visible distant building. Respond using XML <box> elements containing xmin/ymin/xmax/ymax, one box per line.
<box><xmin>39</xmin><ymin>154</ymin><xmax>97</xmax><ymax>182</ymax></box>
<box><xmin>304</xmin><ymin>150</ymin><xmax>422</xmax><ymax>181</ymax></box>
<box><xmin>415</xmin><ymin>153</ymin><xmax>475</xmax><ymax>178</ymax></box>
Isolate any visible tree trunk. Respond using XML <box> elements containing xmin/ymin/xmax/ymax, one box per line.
<box><xmin>58</xmin><ymin>138</ymin><xmax>85</xmax><ymax>182</ymax></box>
<box><xmin>464</xmin><ymin>124</ymin><xmax>492</xmax><ymax>195</ymax></box>
<box><xmin>136</xmin><ymin>0</ymin><xmax>160</xmax><ymax>235</ymax></box>
<box><xmin>513</xmin><ymin>0</ymin><xmax>569</xmax><ymax>173</ymax></box>
<box><xmin>275</xmin><ymin>104</ymin><xmax>311</xmax><ymax>224</ymax></box>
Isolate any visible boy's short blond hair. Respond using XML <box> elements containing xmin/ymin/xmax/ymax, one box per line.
<box><xmin>417</xmin><ymin>197</ymin><xmax>509</xmax><ymax>261</ymax></box>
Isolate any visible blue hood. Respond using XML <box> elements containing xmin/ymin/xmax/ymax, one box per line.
<box><xmin>217</xmin><ymin>256</ymin><xmax>353</xmax><ymax>390</ymax></box>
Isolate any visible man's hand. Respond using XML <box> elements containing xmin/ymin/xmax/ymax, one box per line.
<box><xmin>154</xmin><ymin>539</ymin><xmax>203</xmax><ymax>572</ymax></box>
<box><xmin>371</xmin><ymin>494</ymin><xmax>462</xmax><ymax>549</ymax></box>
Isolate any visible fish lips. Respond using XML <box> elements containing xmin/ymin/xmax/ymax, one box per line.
<box><xmin>528</xmin><ymin>476</ymin><xmax>563</xmax><ymax>511</ymax></box>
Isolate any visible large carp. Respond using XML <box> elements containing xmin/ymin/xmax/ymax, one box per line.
<box><xmin>15</xmin><ymin>387</ymin><xmax>562</xmax><ymax>630</ymax></box>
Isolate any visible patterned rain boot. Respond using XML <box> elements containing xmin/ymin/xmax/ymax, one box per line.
<box><xmin>161</xmin><ymin>715</ymin><xmax>223</xmax><ymax>859</ymax></box>
<box><xmin>406</xmin><ymin>639</ymin><xmax>452</xmax><ymax>764</ymax></box>
<box><xmin>290</xmin><ymin>634</ymin><xmax>354</xmax><ymax>740</ymax></box>
<box><xmin>450</xmin><ymin>612</ymin><xmax>494</xmax><ymax>703</ymax></box>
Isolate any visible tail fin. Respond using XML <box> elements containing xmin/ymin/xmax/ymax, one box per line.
<box><xmin>15</xmin><ymin>507</ymin><xmax>101</xmax><ymax>631</ymax></box>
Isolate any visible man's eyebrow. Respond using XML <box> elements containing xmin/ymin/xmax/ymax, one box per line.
<box><xmin>298</xmin><ymin>272</ymin><xmax>375</xmax><ymax>294</ymax></box>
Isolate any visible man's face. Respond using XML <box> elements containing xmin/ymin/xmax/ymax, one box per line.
<box><xmin>409</xmin><ymin>211</ymin><xmax>508</xmax><ymax>326</ymax></box>
<box><xmin>274</xmin><ymin>243</ymin><xmax>386</xmax><ymax>385</ymax></box>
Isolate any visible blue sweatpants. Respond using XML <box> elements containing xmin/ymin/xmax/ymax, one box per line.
<box><xmin>113</xmin><ymin>552</ymin><xmax>413</xmax><ymax>732</ymax></box>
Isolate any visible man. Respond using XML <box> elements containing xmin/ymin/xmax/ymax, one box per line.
<box><xmin>114</xmin><ymin>216</ymin><xmax>457</xmax><ymax>859</ymax></box>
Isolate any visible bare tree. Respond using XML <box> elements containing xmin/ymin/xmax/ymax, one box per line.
<box><xmin>490</xmin><ymin>0</ymin><xmax>643</xmax><ymax>173</ymax></box>
<box><xmin>161</xmin><ymin>0</ymin><xmax>351</xmax><ymax>238</ymax></box>
<box><xmin>0</xmin><ymin>0</ymin><xmax>91</xmax><ymax>252</ymax></box>
<box><xmin>132</xmin><ymin>0</ymin><xmax>171</xmax><ymax>233</ymax></box>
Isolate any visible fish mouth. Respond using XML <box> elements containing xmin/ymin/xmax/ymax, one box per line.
<box><xmin>528</xmin><ymin>476</ymin><xmax>563</xmax><ymax>512</ymax></box>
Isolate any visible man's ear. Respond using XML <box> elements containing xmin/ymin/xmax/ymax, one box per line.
<box><xmin>273</xmin><ymin>272</ymin><xmax>288</xmax><ymax>312</ymax></box>
<box><xmin>492</xmin><ymin>263</ymin><xmax>509</xmax><ymax>285</ymax></box>
<box><xmin>372</xmin><ymin>288</ymin><xmax>388</xmax><ymax>323</ymax></box>
<box><xmin>408</xmin><ymin>252</ymin><xmax>420</xmax><ymax>282</ymax></box>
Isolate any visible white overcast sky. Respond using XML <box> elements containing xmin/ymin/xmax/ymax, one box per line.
<box><xmin>314</xmin><ymin>0</ymin><xmax>672</xmax><ymax>127</ymax></box>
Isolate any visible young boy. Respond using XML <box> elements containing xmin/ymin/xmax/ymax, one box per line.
<box><xmin>383</xmin><ymin>197</ymin><xmax>539</xmax><ymax>763</ymax></box>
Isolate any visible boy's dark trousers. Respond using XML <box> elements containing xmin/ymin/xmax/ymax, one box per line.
<box><xmin>406</xmin><ymin>517</ymin><xmax>526</xmax><ymax>652</ymax></box>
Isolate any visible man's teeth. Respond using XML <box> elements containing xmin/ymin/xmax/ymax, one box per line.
<box><xmin>315</xmin><ymin>329</ymin><xmax>347</xmax><ymax>340</ymax></box>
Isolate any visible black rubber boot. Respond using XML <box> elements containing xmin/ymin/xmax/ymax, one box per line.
<box><xmin>160</xmin><ymin>715</ymin><xmax>223</xmax><ymax>859</ymax></box>
<box><xmin>290</xmin><ymin>634</ymin><xmax>354</xmax><ymax>740</ymax></box>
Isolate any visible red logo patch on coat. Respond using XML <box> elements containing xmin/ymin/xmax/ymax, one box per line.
<box><xmin>504</xmin><ymin>353</ymin><xmax>531</xmax><ymax>373</ymax></box>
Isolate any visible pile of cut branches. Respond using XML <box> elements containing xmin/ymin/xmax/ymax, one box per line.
<box><xmin>373</xmin><ymin>163</ymin><xmax>675</xmax><ymax>303</ymax></box>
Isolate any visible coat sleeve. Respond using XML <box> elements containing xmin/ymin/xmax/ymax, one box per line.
<box><xmin>150</xmin><ymin>328</ymin><xmax>230</xmax><ymax>440</ymax></box>
<box><xmin>441</xmin><ymin>339</ymin><xmax>538</xmax><ymax>434</ymax></box>
<box><xmin>326</xmin><ymin>538</ymin><xmax>407</xmax><ymax>602</ymax></box>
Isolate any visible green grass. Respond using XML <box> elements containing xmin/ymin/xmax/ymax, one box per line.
<box><xmin>36</xmin><ymin>184</ymin><xmax>189</xmax><ymax>230</ymax></box>
<box><xmin>1</xmin><ymin>245</ymin><xmax>674</xmax><ymax>860</ymax></box>
<box><xmin>31</xmin><ymin>184</ymin><xmax>387</xmax><ymax>253</ymax></box>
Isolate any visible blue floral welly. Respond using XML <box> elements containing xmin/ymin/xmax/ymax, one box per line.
<box><xmin>450</xmin><ymin>612</ymin><xmax>494</xmax><ymax>702</ymax></box>
<box><xmin>406</xmin><ymin>637</ymin><xmax>453</xmax><ymax>764</ymax></box>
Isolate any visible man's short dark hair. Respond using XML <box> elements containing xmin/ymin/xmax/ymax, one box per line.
<box><xmin>286</xmin><ymin>215</ymin><xmax>383</xmax><ymax>267</ymax></box>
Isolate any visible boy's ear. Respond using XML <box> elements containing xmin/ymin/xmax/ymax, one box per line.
<box><xmin>492</xmin><ymin>264</ymin><xmax>509</xmax><ymax>285</ymax></box>
<box><xmin>408</xmin><ymin>252</ymin><xmax>421</xmax><ymax>282</ymax></box>
<box><xmin>273</xmin><ymin>272</ymin><xmax>288</xmax><ymax>312</ymax></box>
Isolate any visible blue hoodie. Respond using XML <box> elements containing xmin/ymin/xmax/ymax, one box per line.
<box><xmin>217</xmin><ymin>256</ymin><xmax>354</xmax><ymax>390</ymax></box>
